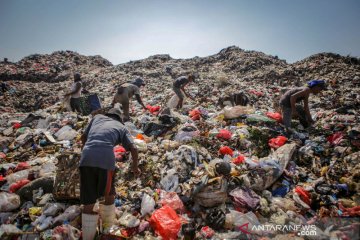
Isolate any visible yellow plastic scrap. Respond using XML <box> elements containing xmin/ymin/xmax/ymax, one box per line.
<box><xmin>320</xmin><ymin>166</ymin><xmax>329</xmax><ymax>176</ymax></box>
<box><xmin>29</xmin><ymin>207</ymin><xmax>42</xmax><ymax>216</ymax></box>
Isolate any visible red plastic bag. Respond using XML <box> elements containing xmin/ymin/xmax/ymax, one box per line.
<box><xmin>0</xmin><ymin>175</ymin><xmax>5</xmax><ymax>182</ymax></box>
<box><xmin>327</xmin><ymin>132</ymin><xmax>344</xmax><ymax>145</ymax></box>
<box><xmin>338</xmin><ymin>203</ymin><xmax>360</xmax><ymax>217</ymax></box>
<box><xmin>219</xmin><ymin>146</ymin><xmax>234</xmax><ymax>156</ymax></box>
<box><xmin>114</xmin><ymin>145</ymin><xmax>126</xmax><ymax>160</ymax></box>
<box><xmin>149</xmin><ymin>205</ymin><xmax>182</xmax><ymax>240</ymax></box>
<box><xmin>189</xmin><ymin>109</ymin><xmax>201</xmax><ymax>121</ymax></box>
<box><xmin>294</xmin><ymin>186</ymin><xmax>311</xmax><ymax>206</ymax></box>
<box><xmin>266</xmin><ymin>112</ymin><xmax>283</xmax><ymax>123</ymax></box>
<box><xmin>232</xmin><ymin>155</ymin><xmax>245</xmax><ymax>165</ymax></box>
<box><xmin>268</xmin><ymin>136</ymin><xmax>288</xmax><ymax>148</ymax></box>
<box><xmin>10</xmin><ymin>179</ymin><xmax>30</xmax><ymax>193</ymax></box>
<box><xmin>146</xmin><ymin>105</ymin><xmax>161</xmax><ymax>115</ymax></box>
<box><xmin>15</xmin><ymin>162</ymin><xmax>30</xmax><ymax>172</ymax></box>
<box><xmin>249</xmin><ymin>90</ymin><xmax>264</xmax><ymax>97</ymax></box>
<box><xmin>216</xmin><ymin>129</ymin><xmax>232</xmax><ymax>140</ymax></box>
<box><xmin>159</xmin><ymin>191</ymin><xmax>185</xmax><ymax>213</ymax></box>
<box><xmin>13</xmin><ymin>123</ymin><xmax>21</xmax><ymax>129</ymax></box>
<box><xmin>200</xmin><ymin>226</ymin><xmax>215</xmax><ymax>238</ymax></box>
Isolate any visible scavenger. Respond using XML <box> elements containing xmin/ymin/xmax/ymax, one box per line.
<box><xmin>64</xmin><ymin>73</ymin><xmax>84</xmax><ymax>112</ymax></box>
<box><xmin>279</xmin><ymin>80</ymin><xmax>327</xmax><ymax>129</ymax></box>
<box><xmin>79</xmin><ymin>108</ymin><xmax>140</xmax><ymax>240</ymax></box>
<box><xmin>172</xmin><ymin>74</ymin><xmax>196</xmax><ymax>109</ymax></box>
<box><xmin>112</xmin><ymin>78</ymin><xmax>147</xmax><ymax>122</ymax></box>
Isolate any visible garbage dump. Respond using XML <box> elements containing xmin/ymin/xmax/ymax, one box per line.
<box><xmin>0</xmin><ymin>46</ymin><xmax>359</xmax><ymax>239</ymax></box>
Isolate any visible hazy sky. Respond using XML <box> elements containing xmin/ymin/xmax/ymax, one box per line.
<box><xmin>1</xmin><ymin>0</ymin><xmax>359</xmax><ymax>64</ymax></box>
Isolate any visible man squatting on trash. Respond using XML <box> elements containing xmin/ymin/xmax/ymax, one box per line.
<box><xmin>79</xmin><ymin>108</ymin><xmax>141</xmax><ymax>240</ymax></box>
<box><xmin>112</xmin><ymin>78</ymin><xmax>147</xmax><ymax>122</ymax></box>
<box><xmin>279</xmin><ymin>80</ymin><xmax>327</xmax><ymax>130</ymax></box>
<box><xmin>172</xmin><ymin>74</ymin><xmax>196</xmax><ymax>109</ymax></box>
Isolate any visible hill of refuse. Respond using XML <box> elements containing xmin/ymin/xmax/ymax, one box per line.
<box><xmin>1</xmin><ymin>46</ymin><xmax>359</xmax><ymax>114</ymax></box>
<box><xmin>0</xmin><ymin>46</ymin><xmax>359</xmax><ymax>238</ymax></box>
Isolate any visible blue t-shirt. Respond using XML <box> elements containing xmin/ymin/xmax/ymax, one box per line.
<box><xmin>80</xmin><ymin>115</ymin><xmax>134</xmax><ymax>170</ymax></box>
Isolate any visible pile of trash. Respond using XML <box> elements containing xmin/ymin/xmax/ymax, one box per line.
<box><xmin>0</xmin><ymin>46</ymin><xmax>359</xmax><ymax>239</ymax></box>
<box><xmin>0</xmin><ymin>50</ymin><xmax>112</xmax><ymax>82</ymax></box>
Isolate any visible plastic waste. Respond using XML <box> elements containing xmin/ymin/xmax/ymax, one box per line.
<box><xmin>200</xmin><ymin>226</ymin><xmax>215</xmax><ymax>239</ymax></box>
<box><xmin>134</xmin><ymin>139</ymin><xmax>147</xmax><ymax>152</ymax></box>
<box><xmin>141</xmin><ymin>193</ymin><xmax>155</xmax><ymax>216</ymax></box>
<box><xmin>327</xmin><ymin>132</ymin><xmax>344</xmax><ymax>145</ymax></box>
<box><xmin>54</xmin><ymin>125</ymin><xmax>77</xmax><ymax>141</ymax></box>
<box><xmin>159</xmin><ymin>191</ymin><xmax>185</xmax><ymax>213</ymax></box>
<box><xmin>160</xmin><ymin>168</ymin><xmax>179</xmax><ymax>192</ymax></box>
<box><xmin>125</xmin><ymin>122</ymin><xmax>143</xmax><ymax>136</ymax></box>
<box><xmin>43</xmin><ymin>203</ymin><xmax>66</xmax><ymax>216</ymax></box>
<box><xmin>149</xmin><ymin>205</ymin><xmax>182</xmax><ymax>240</ymax></box>
<box><xmin>0</xmin><ymin>192</ymin><xmax>21</xmax><ymax>211</ymax></box>
<box><xmin>52</xmin><ymin>224</ymin><xmax>81</xmax><ymax>240</ymax></box>
<box><xmin>223</xmin><ymin>105</ymin><xmax>254</xmax><ymax>119</ymax></box>
<box><xmin>119</xmin><ymin>212</ymin><xmax>140</xmax><ymax>228</ymax></box>
<box><xmin>9</xmin><ymin>179</ymin><xmax>30</xmax><ymax>193</ymax></box>
<box><xmin>189</xmin><ymin>108</ymin><xmax>201</xmax><ymax>120</ymax></box>
<box><xmin>146</xmin><ymin>105</ymin><xmax>161</xmax><ymax>114</ymax></box>
<box><xmin>0</xmin><ymin>224</ymin><xmax>22</xmax><ymax>237</ymax></box>
<box><xmin>174</xmin><ymin>124</ymin><xmax>200</xmax><ymax>142</ymax></box>
<box><xmin>219</xmin><ymin>146</ymin><xmax>234</xmax><ymax>156</ymax></box>
<box><xmin>216</xmin><ymin>129</ymin><xmax>232</xmax><ymax>140</ymax></box>
<box><xmin>268</xmin><ymin>136</ymin><xmax>288</xmax><ymax>148</ymax></box>
<box><xmin>53</xmin><ymin>205</ymin><xmax>81</xmax><ymax>226</ymax></box>
<box><xmin>266</xmin><ymin>112</ymin><xmax>283</xmax><ymax>123</ymax></box>
<box><xmin>230</xmin><ymin>187</ymin><xmax>260</xmax><ymax>212</ymax></box>
<box><xmin>232</xmin><ymin>155</ymin><xmax>245</xmax><ymax>165</ymax></box>
<box><xmin>206</xmin><ymin>208</ymin><xmax>226</xmax><ymax>230</ymax></box>
<box><xmin>167</xmin><ymin>91</ymin><xmax>186</xmax><ymax>109</ymax></box>
<box><xmin>36</xmin><ymin>216</ymin><xmax>53</xmax><ymax>231</ymax></box>
<box><xmin>194</xmin><ymin>178</ymin><xmax>228</xmax><ymax>207</ymax></box>
<box><xmin>225</xmin><ymin>210</ymin><xmax>260</xmax><ymax>233</ymax></box>
<box><xmin>5</xmin><ymin>169</ymin><xmax>30</xmax><ymax>184</ymax></box>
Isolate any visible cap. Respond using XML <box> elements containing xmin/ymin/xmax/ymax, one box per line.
<box><xmin>106</xmin><ymin>108</ymin><xmax>122</xmax><ymax>121</ymax></box>
<box><xmin>307</xmin><ymin>80</ymin><xmax>327</xmax><ymax>90</ymax></box>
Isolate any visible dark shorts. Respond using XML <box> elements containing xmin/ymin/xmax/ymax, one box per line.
<box><xmin>79</xmin><ymin>166</ymin><xmax>116</xmax><ymax>205</ymax></box>
<box><xmin>70</xmin><ymin>97</ymin><xmax>81</xmax><ymax>112</ymax></box>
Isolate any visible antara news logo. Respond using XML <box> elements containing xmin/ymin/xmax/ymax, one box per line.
<box><xmin>238</xmin><ymin>223</ymin><xmax>317</xmax><ymax>236</ymax></box>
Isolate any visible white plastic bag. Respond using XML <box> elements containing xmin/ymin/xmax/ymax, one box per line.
<box><xmin>55</xmin><ymin>126</ymin><xmax>78</xmax><ymax>141</ymax></box>
<box><xmin>167</xmin><ymin>91</ymin><xmax>186</xmax><ymax>109</ymax></box>
<box><xmin>160</xmin><ymin>169</ymin><xmax>179</xmax><ymax>192</ymax></box>
<box><xmin>223</xmin><ymin>106</ymin><xmax>254</xmax><ymax>119</ymax></box>
<box><xmin>140</xmin><ymin>194</ymin><xmax>155</xmax><ymax>216</ymax></box>
<box><xmin>0</xmin><ymin>192</ymin><xmax>21</xmax><ymax>212</ymax></box>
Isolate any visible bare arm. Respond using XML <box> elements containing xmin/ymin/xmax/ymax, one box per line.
<box><xmin>303</xmin><ymin>97</ymin><xmax>313</xmax><ymax>123</ymax></box>
<box><xmin>80</xmin><ymin>134</ymin><xmax>87</xmax><ymax>150</ymax></box>
<box><xmin>135</xmin><ymin>94</ymin><xmax>146</xmax><ymax>109</ymax></box>
<box><xmin>129</xmin><ymin>145</ymin><xmax>141</xmax><ymax>176</ymax></box>
<box><xmin>64</xmin><ymin>82</ymin><xmax>81</xmax><ymax>97</ymax></box>
<box><xmin>181</xmin><ymin>84</ymin><xmax>193</xmax><ymax>99</ymax></box>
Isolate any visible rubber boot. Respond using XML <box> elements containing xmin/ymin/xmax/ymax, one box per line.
<box><xmin>81</xmin><ymin>213</ymin><xmax>98</xmax><ymax>240</ymax></box>
<box><xmin>99</xmin><ymin>204</ymin><xmax>115</xmax><ymax>233</ymax></box>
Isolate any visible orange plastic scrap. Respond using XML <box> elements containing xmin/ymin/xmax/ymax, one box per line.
<box><xmin>268</xmin><ymin>136</ymin><xmax>288</xmax><ymax>149</ymax></box>
<box><xmin>219</xmin><ymin>146</ymin><xmax>234</xmax><ymax>156</ymax></box>
<box><xmin>294</xmin><ymin>186</ymin><xmax>311</xmax><ymax>206</ymax></box>
<box><xmin>266</xmin><ymin>112</ymin><xmax>283</xmax><ymax>123</ymax></box>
